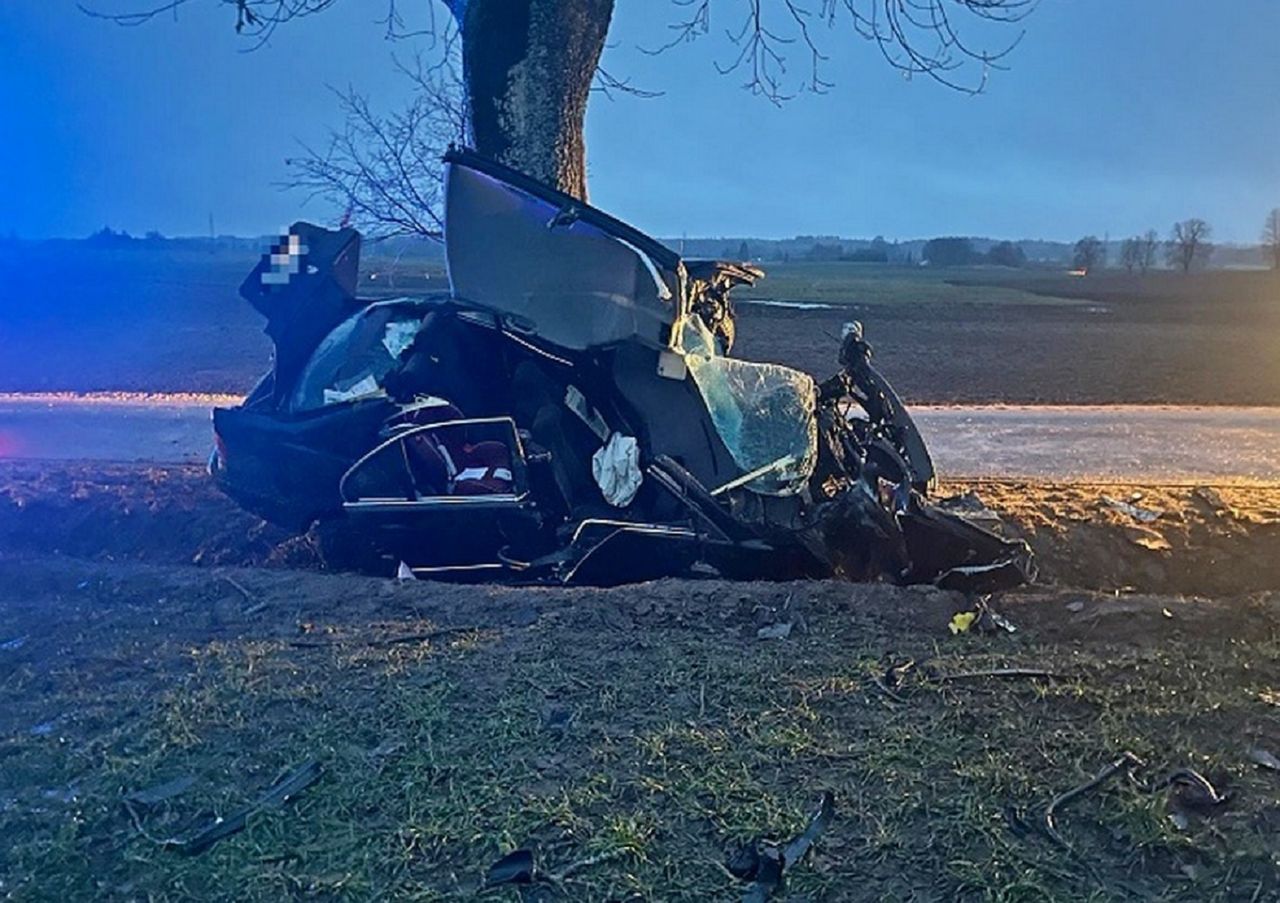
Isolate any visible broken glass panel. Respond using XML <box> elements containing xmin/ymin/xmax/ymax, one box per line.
<box><xmin>682</xmin><ymin>315</ymin><xmax>818</xmax><ymax>496</ymax></box>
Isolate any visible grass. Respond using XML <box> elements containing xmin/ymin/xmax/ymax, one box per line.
<box><xmin>732</xmin><ymin>261</ymin><xmax>1086</xmax><ymax>308</ymax></box>
<box><xmin>2</xmin><ymin>564</ymin><xmax>1278</xmax><ymax>901</ymax></box>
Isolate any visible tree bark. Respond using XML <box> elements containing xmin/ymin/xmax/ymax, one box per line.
<box><xmin>462</xmin><ymin>0</ymin><xmax>615</xmax><ymax>200</ymax></box>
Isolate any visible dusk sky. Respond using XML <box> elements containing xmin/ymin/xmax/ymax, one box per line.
<box><xmin>2</xmin><ymin>1</ymin><xmax>1277</xmax><ymax>242</ymax></box>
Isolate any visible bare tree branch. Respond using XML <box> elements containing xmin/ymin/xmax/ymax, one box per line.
<box><xmin>86</xmin><ymin>1</ymin><xmax>1034</xmax><ymax>103</ymax></box>
<box><xmin>645</xmin><ymin>0</ymin><xmax>1035</xmax><ymax>101</ymax></box>
<box><xmin>281</xmin><ymin>44</ymin><xmax>466</xmax><ymax>240</ymax></box>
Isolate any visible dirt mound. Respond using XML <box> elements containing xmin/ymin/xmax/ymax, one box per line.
<box><xmin>0</xmin><ymin>462</ymin><xmax>312</xmax><ymax>569</ymax></box>
<box><xmin>3</xmin><ymin>462</ymin><xmax>1280</xmax><ymax>595</ymax></box>
<box><xmin>951</xmin><ymin>480</ymin><xmax>1280</xmax><ymax>596</ymax></box>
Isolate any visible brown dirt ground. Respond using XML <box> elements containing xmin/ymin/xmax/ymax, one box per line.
<box><xmin>1</xmin><ymin>551</ymin><xmax>1278</xmax><ymax>899</ymax></box>
<box><xmin>2</xmin><ymin>463</ymin><xmax>1279</xmax><ymax>900</ymax></box>
<box><xmin>3</xmin><ymin>462</ymin><xmax>1279</xmax><ymax>597</ymax></box>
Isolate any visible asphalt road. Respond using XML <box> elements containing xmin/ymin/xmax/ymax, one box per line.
<box><xmin>2</xmin><ymin>394</ymin><xmax>1279</xmax><ymax>483</ymax></box>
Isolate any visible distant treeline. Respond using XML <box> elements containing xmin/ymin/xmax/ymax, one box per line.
<box><xmin>1</xmin><ymin>227</ymin><xmax>1268</xmax><ymax>270</ymax></box>
<box><xmin>674</xmin><ymin>234</ymin><xmax>1271</xmax><ymax>269</ymax></box>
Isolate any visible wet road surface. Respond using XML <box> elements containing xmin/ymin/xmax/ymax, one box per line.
<box><xmin>1</xmin><ymin>394</ymin><xmax>1278</xmax><ymax>483</ymax></box>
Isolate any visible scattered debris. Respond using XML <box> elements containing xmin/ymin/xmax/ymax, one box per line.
<box><xmin>218</xmin><ymin>573</ymin><xmax>256</xmax><ymax>603</ymax></box>
<box><xmin>973</xmin><ymin>598</ymin><xmax>1017</xmax><ymax>634</ymax></box>
<box><xmin>1125</xmin><ymin>526</ymin><xmax>1172</xmax><ymax>552</ymax></box>
<box><xmin>948</xmin><ymin>612</ymin><xmax>977</xmax><ymax>635</ymax></box>
<box><xmin>1101</xmin><ymin>495</ymin><xmax>1162</xmax><ymax>524</ymax></box>
<box><xmin>0</xmin><ymin>635</ymin><xmax>27</xmax><ymax>651</ymax></box>
<box><xmin>483</xmin><ymin>846</ymin><xmax>626</xmax><ymax>898</ymax></box>
<box><xmin>289</xmin><ymin>626</ymin><xmax>476</xmax><ymax>649</ymax></box>
<box><xmin>936</xmin><ymin>491</ymin><xmax>1004</xmax><ymax>529</ymax></box>
<box><xmin>158</xmin><ymin>759</ymin><xmax>321</xmax><ymax>856</ymax></box>
<box><xmin>936</xmin><ymin>557</ymin><xmax>1035</xmax><ymax>594</ymax></box>
<box><xmin>1156</xmin><ymin>769</ymin><xmax>1228</xmax><ymax>812</ymax></box>
<box><xmin>485</xmin><ymin>849</ymin><xmax>537</xmax><ymax>887</ymax></box>
<box><xmin>546</xmin><ymin>849</ymin><xmax>628</xmax><ymax>884</ymax></box>
<box><xmin>932</xmin><ymin>668</ymin><xmax>1063</xmax><ymax>683</ymax></box>
<box><xmin>870</xmin><ymin>659</ymin><xmax>914</xmax><ymax>703</ymax></box>
<box><xmin>124</xmin><ymin>775</ymin><xmax>197</xmax><ymax>809</ymax></box>
<box><xmin>540</xmin><ymin>703</ymin><xmax>573</xmax><ymax>733</ymax></box>
<box><xmin>756</xmin><ymin>622</ymin><xmax>793</xmax><ymax>640</ymax></box>
<box><xmin>1040</xmin><ymin>753</ymin><xmax>1227</xmax><ymax>851</ymax></box>
<box><xmin>1193</xmin><ymin>486</ymin><xmax>1231</xmax><ymax>513</ymax></box>
<box><xmin>1065</xmin><ymin>600</ymin><xmax>1086</xmax><ymax>613</ymax></box>
<box><xmin>870</xmin><ymin>673</ymin><xmax>908</xmax><ymax>704</ymax></box>
<box><xmin>726</xmin><ymin>792</ymin><xmax>835</xmax><ymax>902</ymax></box>
<box><xmin>1042</xmin><ymin>751</ymin><xmax>1144</xmax><ymax>849</ymax></box>
<box><xmin>28</xmin><ymin>718</ymin><xmax>59</xmax><ymax>736</ymax></box>
<box><xmin>1247</xmin><ymin>747</ymin><xmax>1280</xmax><ymax>772</ymax></box>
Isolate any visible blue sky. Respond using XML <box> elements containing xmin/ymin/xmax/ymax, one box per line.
<box><xmin>1</xmin><ymin>1</ymin><xmax>1277</xmax><ymax>241</ymax></box>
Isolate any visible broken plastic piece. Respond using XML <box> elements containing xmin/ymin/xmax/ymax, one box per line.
<box><xmin>1248</xmin><ymin>747</ymin><xmax>1280</xmax><ymax>772</ymax></box>
<box><xmin>322</xmin><ymin>373</ymin><xmax>381</xmax><ymax>406</ymax></box>
<box><xmin>564</xmin><ymin>384</ymin><xmax>610</xmax><ymax>442</ymax></box>
<box><xmin>485</xmin><ymin>849</ymin><xmax>537</xmax><ymax>886</ymax></box>
<box><xmin>124</xmin><ymin>775</ymin><xmax>197</xmax><ymax>808</ymax></box>
<box><xmin>163</xmin><ymin>759</ymin><xmax>321</xmax><ymax>856</ymax></box>
<box><xmin>949</xmin><ymin>612</ymin><xmax>977</xmax><ymax>635</ymax></box>
<box><xmin>936</xmin><ymin>558</ymin><xmax>1034</xmax><ymax>594</ymax></box>
<box><xmin>728</xmin><ymin>792</ymin><xmax>835</xmax><ymax>902</ymax></box>
<box><xmin>396</xmin><ymin>561</ymin><xmax>417</xmax><ymax>582</ymax></box>
<box><xmin>381</xmin><ymin>318</ymin><xmax>421</xmax><ymax>359</ymax></box>
<box><xmin>1101</xmin><ymin>495</ymin><xmax>1162</xmax><ymax>523</ymax></box>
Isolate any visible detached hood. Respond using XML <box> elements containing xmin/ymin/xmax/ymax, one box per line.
<box><xmin>239</xmin><ymin>222</ymin><xmax>365</xmax><ymax>404</ymax></box>
<box><xmin>443</xmin><ymin>148</ymin><xmax>688</xmax><ymax>352</ymax></box>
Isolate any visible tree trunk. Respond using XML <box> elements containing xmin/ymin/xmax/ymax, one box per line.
<box><xmin>462</xmin><ymin>0</ymin><xmax>615</xmax><ymax>201</ymax></box>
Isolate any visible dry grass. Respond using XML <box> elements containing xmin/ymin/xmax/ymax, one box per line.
<box><xmin>2</xmin><ymin>558</ymin><xmax>1278</xmax><ymax>901</ymax></box>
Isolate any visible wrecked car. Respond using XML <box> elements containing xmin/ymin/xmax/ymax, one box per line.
<box><xmin>210</xmin><ymin>147</ymin><xmax>1033</xmax><ymax>588</ymax></box>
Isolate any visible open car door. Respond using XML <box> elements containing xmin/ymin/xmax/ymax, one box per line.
<box><xmin>338</xmin><ymin>416</ymin><xmax>541</xmax><ymax>576</ymax></box>
<box><xmin>444</xmin><ymin>147</ymin><xmax>690</xmax><ymax>353</ymax></box>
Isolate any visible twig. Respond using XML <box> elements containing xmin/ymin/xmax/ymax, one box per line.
<box><xmin>870</xmin><ymin>674</ymin><xmax>908</xmax><ymax>704</ymax></box>
<box><xmin>546</xmin><ymin>848</ymin><xmax>627</xmax><ymax>883</ymax></box>
<box><xmin>220</xmin><ymin>574</ymin><xmax>256</xmax><ymax>603</ymax></box>
<box><xmin>1042</xmin><ymin>751</ymin><xmax>1144</xmax><ymax>849</ymax></box>
<box><xmin>932</xmin><ymin>668</ymin><xmax>1064</xmax><ymax>683</ymax></box>
<box><xmin>288</xmin><ymin>626</ymin><xmax>477</xmax><ymax>649</ymax></box>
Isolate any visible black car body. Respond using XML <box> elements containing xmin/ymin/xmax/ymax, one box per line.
<box><xmin>211</xmin><ymin>148</ymin><xmax>1033</xmax><ymax>588</ymax></box>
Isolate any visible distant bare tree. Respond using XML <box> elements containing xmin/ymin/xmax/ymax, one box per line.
<box><xmin>1139</xmin><ymin>229</ymin><xmax>1159</xmax><ymax>273</ymax></box>
<box><xmin>1072</xmin><ymin>235</ymin><xmax>1105</xmax><ymax>273</ymax></box>
<box><xmin>1167</xmin><ymin>218</ymin><xmax>1213</xmax><ymax>274</ymax></box>
<box><xmin>283</xmin><ymin>52</ymin><xmax>466</xmax><ymax>239</ymax></box>
<box><xmin>1119</xmin><ymin>236</ymin><xmax>1142</xmax><ymax>273</ymax></box>
<box><xmin>1263</xmin><ymin>208</ymin><xmax>1280</xmax><ymax>270</ymax></box>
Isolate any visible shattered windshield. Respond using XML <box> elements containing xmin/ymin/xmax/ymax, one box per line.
<box><xmin>681</xmin><ymin>315</ymin><xmax>818</xmax><ymax>495</ymax></box>
<box><xmin>290</xmin><ymin>303</ymin><xmax>425</xmax><ymax>412</ymax></box>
